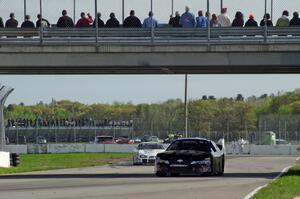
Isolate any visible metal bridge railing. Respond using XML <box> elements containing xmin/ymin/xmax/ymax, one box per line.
<box><xmin>0</xmin><ymin>27</ymin><xmax>300</xmax><ymax>45</ymax></box>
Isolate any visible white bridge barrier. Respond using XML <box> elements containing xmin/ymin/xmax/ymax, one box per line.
<box><xmin>225</xmin><ymin>144</ymin><xmax>299</xmax><ymax>155</ymax></box>
<box><xmin>2</xmin><ymin>144</ymin><xmax>300</xmax><ymax>155</ymax></box>
<box><xmin>0</xmin><ymin>151</ymin><xmax>10</xmax><ymax>168</ymax></box>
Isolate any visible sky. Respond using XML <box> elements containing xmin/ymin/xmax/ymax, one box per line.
<box><xmin>1</xmin><ymin>1</ymin><xmax>300</xmax><ymax>105</ymax></box>
<box><xmin>1</xmin><ymin>75</ymin><xmax>300</xmax><ymax>105</ymax></box>
<box><xmin>0</xmin><ymin>0</ymin><xmax>300</xmax><ymax>24</ymax></box>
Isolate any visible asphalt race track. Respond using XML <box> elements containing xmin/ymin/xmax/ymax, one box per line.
<box><xmin>0</xmin><ymin>156</ymin><xmax>298</xmax><ymax>199</ymax></box>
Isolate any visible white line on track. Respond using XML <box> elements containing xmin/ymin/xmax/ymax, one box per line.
<box><xmin>243</xmin><ymin>166</ymin><xmax>291</xmax><ymax>199</ymax></box>
<box><xmin>297</xmin><ymin>157</ymin><xmax>300</xmax><ymax>161</ymax></box>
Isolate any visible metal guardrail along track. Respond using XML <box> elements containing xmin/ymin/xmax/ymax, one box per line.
<box><xmin>0</xmin><ymin>27</ymin><xmax>300</xmax><ymax>45</ymax></box>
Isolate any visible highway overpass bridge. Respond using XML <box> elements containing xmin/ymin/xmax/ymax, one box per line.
<box><xmin>0</xmin><ymin>27</ymin><xmax>300</xmax><ymax>74</ymax></box>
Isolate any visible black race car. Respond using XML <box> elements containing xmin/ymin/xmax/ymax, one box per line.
<box><xmin>155</xmin><ymin>138</ymin><xmax>225</xmax><ymax>177</ymax></box>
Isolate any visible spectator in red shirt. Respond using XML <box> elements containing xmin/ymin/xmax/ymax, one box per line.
<box><xmin>76</xmin><ymin>12</ymin><xmax>90</xmax><ymax>27</ymax></box>
<box><xmin>87</xmin><ymin>13</ymin><xmax>94</xmax><ymax>25</ymax></box>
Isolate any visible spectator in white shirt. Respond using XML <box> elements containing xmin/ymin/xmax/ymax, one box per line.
<box><xmin>217</xmin><ymin>8</ymin><xmax>231</xmax><ymax>27</ymax></box>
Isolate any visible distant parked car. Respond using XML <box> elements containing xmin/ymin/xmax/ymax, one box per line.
<box><xmin>276</xmin><ymin>139</ymin><xmax>291</xmax><ymax>145</ymax></box>
<box><xmin>141</xmin><ymin>135</ymin><xmax>152</xmax><ymax>142</ymax></box>
<box><xmin>37</xmin><ymin>136</ymin><xmax>47</xmax><ymax>144</ymax></box>
<box><xmin>151</xmin><ymin>136</ymin><xmax>159</xmax><ymax>143</ymax></box>
<box><xmin>133</xmin><ymin>137</ymin><xmax>142</xmax><ymax>144</ymax></box>
<box><xmin>95</xmin><ymin>136</ymin><xmax>116</xmax><ymax>144</ymax></box>
<box><xmin>116</xmin><ymin>136</ymin><xmax>134</xmax><ymax>144</ymax></box>
<box><xmin>133</xmin><ymin>142</ymin><xmax>165</xmax><ymax>165</ymax></box>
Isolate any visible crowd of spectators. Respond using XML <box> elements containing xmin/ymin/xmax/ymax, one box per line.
<box><xmin>0</xmin><ymin>6</ymin><xmax>300</xmax><ymax>29</ymax></box>
<box><xmin>6</xmin><ymin>118</ymin><xmax>134</xmax><ymax>128</ymax></box>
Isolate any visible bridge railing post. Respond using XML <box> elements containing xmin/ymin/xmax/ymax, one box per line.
<box><xmin>39</xmin><ymin>0</ymin><xmax>43</xmax><ymax>44</ymax></box>
<box><xmin>150</xmin><ymin>0</ymin><xmax>155</xmax><ymax>43</ymax></box>
<box><xmin>122</xmin><ymin>0</ymin><xmax>125</xmax><ymax>24</ymax></box>
<box><xmin>271</xmin><ymin>0</ymin><xmax>274</xmax><ymax>22</ymax></box>
<box><xmin>23</xmin><ymin>0</ymin><xmax>27</xmax><ymax>21</ymax></box>
<box><xmin>171</xmin><ymin>0</ymin><xmax>174</xmax><ymax>17</ymax></box>
<box><xmin>95</xmin><ymin>0</ymin><xmax>99</xmax><ymax>44</ymax></box>
<box><xmin>207</xmin><ymin>0</ymin><xmax>211</xmax><ymax>43</ymax></box>
<box><xmin>220</xmin><ymin>0</ymin><xmax>223</xmax><ymax>14</ymax></box>
<box><xmin>73</xmin><ymin>0</ymin><xmax>76</xmax><ymax>26</ymax></box>
<box><xmin>264</xmin><ymin>0</ymin><xmax>268</xmax><ymax>43</ymax></box>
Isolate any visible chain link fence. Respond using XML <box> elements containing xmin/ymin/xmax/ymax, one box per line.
<box><xmin>6</xmin><ymin>126</ymin><xmax>134</xmax><ymax>144</ymax></box>
<box><xmin>256</xmin><ymin>114</ymin><xmax>300</xmax><ymax>145</ymax></box>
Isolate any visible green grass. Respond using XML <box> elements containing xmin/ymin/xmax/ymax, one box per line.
<box><xmin>253</xmin><ymin>166</ymin><xmax>300</xmax><ymax>199</ymax></box>
<box><xmin>0</xmin><ymin>153</ymin><xmax>132</xmax><ymax>174</ymax></box>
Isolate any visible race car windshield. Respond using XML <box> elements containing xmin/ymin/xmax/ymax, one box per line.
<box><xmin>138</xmin><ymin>144</ymin><xmax>164</xmax><ymax>150</ymax></box>
<box><xmin>167</xmin><ymin>140</ymin><xmax>209</xmax><ymax>152</ymax></box>
<box><xmin>97</xmin><ymin>137</ymin><xmax>113</xmax><ymax>142</ymax></box>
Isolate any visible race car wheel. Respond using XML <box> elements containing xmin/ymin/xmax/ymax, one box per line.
<box><xmin>216</xmin><ymin>157</ymin><xmax>225</xmax><ymax>176</ymax></box>
<box><xmin>133</xmin><ymin>157</ymin><xmax>142</xmax><ymax>165</ymax></box>
<box><xmin>219</xmin><ymin>157</ymin><xmax>225</xmax><ymax>175</ymax></box>
<box><xmin>170</xmin><ymin>173</ymin><xmax>180</xmax><ymax>177</ymax></box>
<box><xmin>155</xmin><ymin>171</ymin><xmax>167</xmax><ymax>177</ymax></box>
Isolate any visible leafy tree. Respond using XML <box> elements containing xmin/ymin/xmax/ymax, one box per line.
<box><xmin>236</xmin><ymin>94</ymin><xmax>244</xmax><ymax>101</ymax></box>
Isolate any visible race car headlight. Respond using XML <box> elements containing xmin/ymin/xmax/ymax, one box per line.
<box><xmin>139</xmin><ymin>154</ymin><xmax>147</xmax><ymax>158</ymax></box>
<box><xmin>204</xmin><ymin>157</ymin><xmax>211</xmax><ymax>161</ymax></box>
<box><xmin>155</xmin><ymin>157</ymin><xmax>170</xmax><ymax>164</ymax></box>
<box><xmin>191</xmin><ymin>158</ymin><xmax>211</xmax><ymax>165</ymax></box>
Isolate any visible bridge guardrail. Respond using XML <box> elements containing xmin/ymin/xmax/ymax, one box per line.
<box><xmin>0</xmin><ymin>27</ymin><xmax>300</xmax><ymax>44</ymax></box>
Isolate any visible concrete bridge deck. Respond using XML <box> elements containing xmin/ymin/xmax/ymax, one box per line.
<box><xmin>0</xmin><ymin>27</ymin><xmax>300</xmax><ymax>74</ymax></box>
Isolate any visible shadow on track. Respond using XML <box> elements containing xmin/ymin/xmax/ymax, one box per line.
<box><xmin>0</xmin><ymin>172</ymin><xmax>279</xmax><ymax>180</ymax></box>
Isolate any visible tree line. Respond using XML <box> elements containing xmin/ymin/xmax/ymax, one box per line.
<box><xmin>4</xmin><ymin>89</ymin><xmax>300</xmax><ymax>140</ymax></box>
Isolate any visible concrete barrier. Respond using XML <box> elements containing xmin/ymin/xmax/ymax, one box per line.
<box><xmin>2</xmin><ymin>144</ymin><xmax>299</xmax><ymax>155</ymax></box>
<box><xmin>27</xmin><ymin>144</ymin><xmax>47</xmax><ymax>154</ymax></box>
<box><xmin>47</xmin><ymin>144</ymin><xmax>85</xmax><ymax>154</ymax></box>
<box><xmin>0</xmin><ymin>152</ymin><xmax>10</xmax><ymax>168</ymax></box>
<box><xmin>249</xmin><ymin>145</ymin><xmax>298</xmax><ymax>155</ymax></box>
<box><xmin>4</xmin><ymin>145</ymin><xmax>27</xmax><ymax>154</ymax></box>
<box><xmin>225</xmin><ymin>144</ymin><xmax>298</xmax><ymax>155</ymax></box>
<box><xmin>85</xmin><ymin>144</ymin><xmax>105</xmax><ymax>153</ymax></box>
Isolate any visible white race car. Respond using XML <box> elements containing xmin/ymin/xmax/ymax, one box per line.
<box><xmin>133</xmin><ymin>142</ymin><xmax>165</xmax><ymax>165</ymax></box>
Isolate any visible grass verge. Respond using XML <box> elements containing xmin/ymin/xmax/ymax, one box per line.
<box><xmin>253</xmin><ymin>166</ymin><xmax>300</xmax><ymax>199</ymax></box>
<box><xmin>0</xmin><ymin>153</ymin><xmax>132</xmax><ymax>174</ymax></box>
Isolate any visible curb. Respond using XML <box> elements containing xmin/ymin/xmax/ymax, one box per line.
<box><xmin>243</xmin><ymin>166</ymin><xmax>292</xmax><ymax>199</ymax></box>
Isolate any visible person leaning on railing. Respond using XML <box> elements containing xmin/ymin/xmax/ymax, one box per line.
<box><xmin>260</xmin><ymin>13</ymin><xmax>273</xmax><ymax>27</ymax></box>
<box><xmin>93</xmin><ymin>12</ymin><xmax>105</xmax><ymax>28</ymax></box>
<box><xmin>5</xmin><ymin>13</ymin><xmax>18</xmax><ymax>28</ymax></box>
<box><xmin>21</xmin><ymin>15</ymin><xmax>35</xmax><ymax>28</ymax></box>
<box><xmin>196</xmin><ymin>10</ymin><xmax>207</xmax><ymax>28</ymax></box>
<box><xmin>276</xmin><ymin>10</ymin><xmax>290</xmax><ymax>27</ymax></box>
<box><xmin>143</xmin><ymin>11</ymin><xmax>158</xmax><ymax>28</ymax></box>
<box><xmin>245</xmin><ymin>14</ymin><xmax>258</xmax><ymax>27</ymax></box>
<box><xmin>210</xmin><ymin>14</ymin><xmax>221</xmax><ymax>27</ymax></box>
<box><xmin>36</xmin><ymin>14</ymin><xmax>50</xmax><ymax>28</ymax></box>
<box><xmin>232</xmin><ymin>11</ymin><xmax>244</xmax><ymax>27</ymax></box>
<box><xmin>76</xmin><ymin>12</ymin><xmax>91</xmax><ymax>28</ymax></box>
<box><xmin>179</xmin><ymin>5</ymin><xmax>196</xmax><ymax>28</ymax></box>
<box><xmin>57</xmin><ymin>10</ymin><xmax>74</xmax><ymax>28</ymax></box>
<box><xmin>123</xmin><ymin>10</ymin><xmax>142</xmax><ymax>28</ymax></box>
<box><xmin>290</xmin><ymin>12</ymin><xmax>300</xmax><ymax>26</ymax></box>
<box><xmin>217</xmin><ymin>8</ymin><xmax>231</xmax><ymax>27</ymax></box>
<box><xmin>105</xmin><ymin>12</ymin><xmax>120</xmax><ymax>28</ymax></box>
<box><xmin>169</xmin><ymin>11</ymin><xmax>181</xmax><ymax>27</ymax></box>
